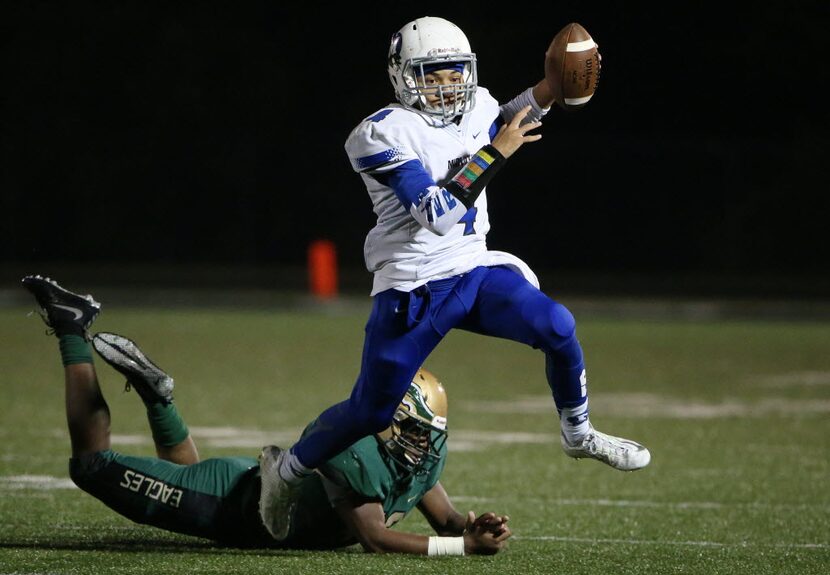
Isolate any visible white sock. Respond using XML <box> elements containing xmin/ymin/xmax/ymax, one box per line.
<box><xmin>560</xmin><ymin>400</ymin><xmax>591</xmax><ymax>445</ymax></box>
<box><xmin>277</xmin><ymin>449</ymin><xmax>313</xmax><ymax>484</ymax></box>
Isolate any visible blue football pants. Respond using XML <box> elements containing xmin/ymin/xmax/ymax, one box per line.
<box><xmin>294</xmin><ymin>265</ymin><xmax>586</xmax><ymax>467</ymax></box>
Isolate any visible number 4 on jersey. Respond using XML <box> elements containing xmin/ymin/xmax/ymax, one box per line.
<box><xmin>459</xmin><ymin>207</ymin><xmax>478</xmax><ymax>235</ymax></box>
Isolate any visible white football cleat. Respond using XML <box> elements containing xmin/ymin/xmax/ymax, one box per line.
<box><xmin>561</xmin><ymin>426</ymin><xmax>651</xmax><ymax>471</ymax></box>
<box><xmin>92</xmin><ymin>332</ymin><xmax>174</xmax><ymax>404</ymax></box>
<box><xmin>258</xmin><ymin>445</ymin><xmax>300</xmax><ymax>541</ymax></box>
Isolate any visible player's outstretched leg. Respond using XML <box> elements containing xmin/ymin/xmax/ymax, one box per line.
<box><xmin>460</xmin><ymin>267</ymin><xmax>651</xmax><ymax>471</ymax></box>
<box><xmin>22</xmin><ymin>275</ymin><xmax>108</xmax><ymax>455</ymax></box>
<box><xmin>92</xmin><ymin>332</ymin><xmax>199</xmax><ymax>465</ymax></box>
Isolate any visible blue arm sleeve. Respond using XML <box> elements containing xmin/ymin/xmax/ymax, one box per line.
<box><xmin>371</xmin><ymin>159</ymin><xmax>436</xmax><ymax>210</ymax></box>
<box><xmin>370</xmin><ymin>159</ymin><xmax>469</xmax><ymax>236</ymax></box>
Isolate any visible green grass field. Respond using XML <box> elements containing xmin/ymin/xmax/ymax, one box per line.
<box><xmin>1</xmin><ymin>298</ymin><xmax>829</xmax><ymax>574</ymax></box>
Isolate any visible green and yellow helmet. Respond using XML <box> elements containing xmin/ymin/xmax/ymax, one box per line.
<box><xmin>378</xmin><ymin>368</ymin><xmax>448</xmax><ymax>475</ymax></box>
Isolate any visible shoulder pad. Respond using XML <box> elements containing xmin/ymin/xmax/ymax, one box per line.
<box><xmin>345</xmin><ymin>106</ymin><xmax>418</xmax><ymax>173</ymax></box>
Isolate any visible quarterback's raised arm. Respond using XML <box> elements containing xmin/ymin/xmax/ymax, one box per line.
<box><xmin>495</xmin><ymin>82</ymin><xmax>552</xmax><ymax>133</ymax></box>
<box><xmin>531</xmin><ymin>77</ymin><xmax>556</xmax><ymax>110</ymax></box>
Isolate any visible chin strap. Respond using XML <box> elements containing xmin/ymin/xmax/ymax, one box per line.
<box><xmin>445</xmin><ymin>144</ymin><xmax>506</xmax><ymax>209</ymax></box>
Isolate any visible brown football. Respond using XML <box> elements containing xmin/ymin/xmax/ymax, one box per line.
<box><xmin>545</xmin><ymin>23</ymin><xmax>600</xmax><ymax>111</ymax></box>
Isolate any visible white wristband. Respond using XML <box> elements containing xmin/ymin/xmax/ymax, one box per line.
<box><xmin>427</xmin><ymin>536</ymin><xmax>465</xmax><ymax>556</ymax></box>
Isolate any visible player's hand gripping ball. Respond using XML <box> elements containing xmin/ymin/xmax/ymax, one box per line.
<box><xmin>545</xmin><ymin>22</ymin><xmax>601</xmax><ymax>111</ymax></box>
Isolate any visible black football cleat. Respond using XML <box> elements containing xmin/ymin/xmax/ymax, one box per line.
<box><xmin>92</xmin><ymin>332</ymin><xmax>174</xmax><ymax>404</ymax></box>
<box><xmin>22</xmin><ymin>275</ymin><xmax>101</xmax><ymax>338</ymax></box>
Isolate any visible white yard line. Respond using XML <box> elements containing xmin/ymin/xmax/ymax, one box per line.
<box><xmin>451</xmin><ymin>496</ymin><xmax>830</xmax><ymax>512</ymax></box>
<box><xmin>26</xmin><ymin>427</ymin><xmax>556</xmax><ymax>453</ymax></box>
<box><xmin>0</xmin><ymin>475</ymin><xmax>77</xmax><ymax>490</ymax></box>
<box><xmin>756</xmin><ymin>371</ymin><xmax>830</xmax><ymax>387</ymax></box>
<box><xmin>515</xmin><ymin>535</ymin><xmax>828</xmax><ymax>549</ymax></box>
<box><xmin>545</xmin><ymin>497</ymin><xmax>830</xmax><ymax>511</ymax></box>
<box><xmin>461</xmin><ymin>393</ymin><xmax>830</xmax><ymax>418</ymax></box>
<box><xmin>103</xmin><ymin>427</ymin><xmax>556</xmax><ymax>451</ymax></box>
<box><xmin>96</xmin><ymin>428</ymin><xmax>303</xmax><ymax>449</ymax></box>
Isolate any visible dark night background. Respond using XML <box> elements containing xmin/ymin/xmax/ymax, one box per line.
<box><xmin>2</xmin><ymin>2</ymin><xmax>828</xmax><ymax>297</ymax></box>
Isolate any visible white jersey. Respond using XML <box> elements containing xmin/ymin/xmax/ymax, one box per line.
<box><xmin>345</xmin><ymin>86</ymin><xmax>549</xmax><ymax>295</ymax></box>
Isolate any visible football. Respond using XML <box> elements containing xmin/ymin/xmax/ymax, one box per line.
<box><xmin>545</xmin><ymin>22</ymin><xmax>600</xmax><ymax>111</ymax></box>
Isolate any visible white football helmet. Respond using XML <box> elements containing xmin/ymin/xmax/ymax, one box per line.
<box><xmin>387</xmin><ymin>16</ymin><xmax>477</xmax><ymax>120</ymax></box>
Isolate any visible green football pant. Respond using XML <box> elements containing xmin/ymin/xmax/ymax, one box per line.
<box><xmin>69</xmin><ymin>450</ymin><xmax>273</xmax><ymax>545</ymax></box>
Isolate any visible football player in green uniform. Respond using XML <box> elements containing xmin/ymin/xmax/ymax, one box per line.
<box><xmin>22</xmin><ymin>275</ymin><xmax>511</xmax><ymax>556</ymax></box>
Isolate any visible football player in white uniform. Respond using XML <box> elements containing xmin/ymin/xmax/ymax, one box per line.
<box><xmin>265</xmin><ymin>16</ymin><xmax>651</xmax><ymax>540</ymax></box>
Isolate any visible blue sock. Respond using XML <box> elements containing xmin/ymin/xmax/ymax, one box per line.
<box><xmin>546</xmin><ymin>341</ymin><xmax>591</xmax><ymax>442</ymax></box>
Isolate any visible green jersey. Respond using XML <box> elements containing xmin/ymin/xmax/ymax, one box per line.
<box><xmin>279</xmin><ymin>430</ymin><xmax>447</xmax><ymax>549</ymax></box>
